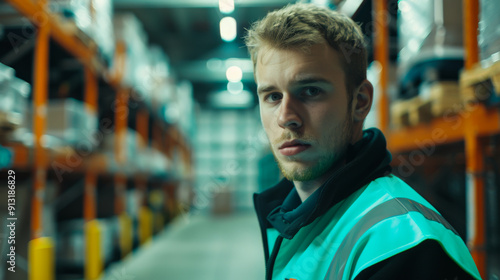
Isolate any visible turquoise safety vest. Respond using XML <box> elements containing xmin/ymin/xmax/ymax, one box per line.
<box><xmin>265</xmin><ymin>174</ymin><xmax>482</xmax><ymax>280</ymax></box>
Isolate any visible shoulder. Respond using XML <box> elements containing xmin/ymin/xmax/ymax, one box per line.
<box><xmin>365</xmin><ymin>174</ymin><xmax>435</xmax><ymax>206</ymax></box>
<box><xmin>343</xmin><ymin>174</ymin><xmax>481</xmax><ymax>280</ymax></box>
<box><xmin>353</xmin><ymin>239</ymin><xmax>479</xmax><ymax>280</ymax></box>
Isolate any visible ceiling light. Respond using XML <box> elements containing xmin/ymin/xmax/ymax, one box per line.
<box><xmin>219</xmin><ymin>0</ymin><xmax>234</xmax><ymax>14</ymax></box>
<box><xmin>220</xmin><ymin>17</ymin><xmax>237</xmax><ymax>42</ymax></box>
<box><xmin>226</xmin><ymin>66</ymin><xmax>242</xmax><ymax>82</ymax></box>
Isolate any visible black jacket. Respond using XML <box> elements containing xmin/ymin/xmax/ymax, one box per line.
<box><xmin>254</xmin><ymin>128</ymin><xmax>479</xmax><ymax>280</ymax></box>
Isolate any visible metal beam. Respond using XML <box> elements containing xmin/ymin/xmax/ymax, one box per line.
<box><xmin>114</xmin><ymin>0</ymin><xmax>294</xmax><ymax>8</ymax></box>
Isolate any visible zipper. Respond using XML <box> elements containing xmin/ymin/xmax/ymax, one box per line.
<box><xmin>266</xmin><ymin>235</ymin><xmax>284</xmax><ymax>280</ymax></box>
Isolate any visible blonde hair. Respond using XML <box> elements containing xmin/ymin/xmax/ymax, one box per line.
<box><xmin>244</xmin><ymin>3</ymin><xmax>367</xmax><ymax>96</ymax></box>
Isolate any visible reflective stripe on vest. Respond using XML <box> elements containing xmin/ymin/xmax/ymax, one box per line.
<box><xmin>324</xmin><ymin>197</ymin><xmax>459</xmax><ymax>280</ymax></box>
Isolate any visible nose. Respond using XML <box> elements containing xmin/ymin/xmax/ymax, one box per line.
<box><xmin>277</xmin><ymin>95</ymin><xmax>302</xmax><ymax>129</ymax></box>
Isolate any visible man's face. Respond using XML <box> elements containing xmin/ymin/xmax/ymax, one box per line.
<box><xmin>255</xmin><ymin>43</ymin><xmax>354</xmax><ymax>182</ymax></box>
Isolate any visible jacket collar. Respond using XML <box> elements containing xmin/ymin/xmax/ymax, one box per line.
<box><xmin>254</xmin><ymin>128</ymin><xmax>392</xmax><ymax>239</ymax></box>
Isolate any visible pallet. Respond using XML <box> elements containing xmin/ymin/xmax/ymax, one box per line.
<box><xmin>0</xmin><ymin>111</ymin><xmax>22</xmax><ymax>132</ymax></box>
<box><xmin>391</xmin><ymin>96</ymin><xmax>431</xmax><ymax>128</ymax></box>
<box><xmin>391</xmin><ymin>98</ymin><xmax>411</xmax><ymax>128</ymax></box>
<box><xmin>460</xmin><ymin>61</ymin><xmax>500</xmax><ymax>106</ymax></box>
<box><xmin>427</xmin><ymin>82</ymin><xmax>463</xmax><ymax>117</ymax></box>
<box><xmin>391</xmin><ymin>82</ymin><xmax>462</xmax><ymax>128</ymax></box>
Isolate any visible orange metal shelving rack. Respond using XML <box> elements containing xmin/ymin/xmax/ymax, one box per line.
<box><xmin>4</xmin><ymin>0</ymin><xmax>192</xmax><ymax>279</ymax></box>
<box><xmin>375</xmin><ymin>0</ymin><xmax>496</xmax><ymax>277</ymax></box>
<box><xmin>3</xmin><ymin>0</ymin><xmax>110</xmax><ymax>278</ymax></box>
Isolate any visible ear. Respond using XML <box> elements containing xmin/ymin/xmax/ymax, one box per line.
<box><xmin>351</xmin><ymin>79</ymin><xmax>373</xmax><ymax>123</ymax></box>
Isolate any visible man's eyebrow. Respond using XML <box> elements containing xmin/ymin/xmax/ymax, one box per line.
<box><xmin>257</xmin><ymin>77</ymin><xmax>333</xmax><ymax>94</ymax></box>
<box><xmin>292</xmin><ymin>77</ymin><xmax>332</xmax><ymax>86</ymax></box>
<box><xmin>257</xmin><ymin>84</ymin><xmax>277</xmax><ymax>95</ymax></box>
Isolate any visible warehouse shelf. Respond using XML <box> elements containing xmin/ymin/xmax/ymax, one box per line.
<box><xmin>387</xmin><ymin>106</ymin><xmax>500</xmax><ymax>154</ymax></box>
<box><xmin>3</xmin><ymin>0</ymin><xmax>143</xmax><ymax>97</ymax></box>
<box><xmin>5</xmin><ymin>142</ymin><xmax>108</xmax><ymax>171</ymax></box>
<box><xmin>377</xmin><ymin>0</ymin><xmax>493</xmax><ymax>277</ymax></box>
<box><xmin>2</xmin><ymin>1</ymin><xmax>193</xmax><ymax>279</ymax></box>
<box><xmin>3</xmin><ymin>142</ymin><xmax>190</xmax><ymax>181</ymax></box>
<box><xmin>5</xmin><ymin>0</ymin><xmax>107</xmax><ymax>77</ymax></box>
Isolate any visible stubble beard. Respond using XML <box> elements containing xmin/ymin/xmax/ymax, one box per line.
<box><xmin>272</xmin><ymin>115</ymin><xmax>353</xmax><ymax>182</ymax></box>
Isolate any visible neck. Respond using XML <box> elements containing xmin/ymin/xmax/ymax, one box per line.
<box><xmin>294</xmin><ymin>178</ymin><xmax>323</xmax><ymax>202</ymax></box>
<box><xmin>294</xmin><ymin>158</ymin><xmax>346</xmax><ymax>202</ymax></box>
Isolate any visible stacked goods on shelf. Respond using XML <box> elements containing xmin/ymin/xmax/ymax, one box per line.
<box><xmin>113</xmin><ymin>14</ymin><xmax>150</xmax><ymax>100</ymax></box>
<box><xmin>392</xmin><ymin>0</ymin><xmax>464</xmax><ymax>128</ymax></box>
<box><xmin>49</xmin><ymin>0</ymin><xmax>92</xmax><ymax>40</ymax></box>
<box><xmin>49</xmin><ymin>0</ymin><xmax>115</xmax><ymax>62</ymax></box>
<box><xmin>175</xmin><ymin>81</ymin><xmax>195</xmax><ymax>139</ymax></box>
<box><xmin>173</xmin><ymin>81</ymin><xmax>195</xmax><ymax>179</ymax></box>
<box><xmin>0</xmin><ymin>63</ymin><xmax>30</xmax><ymax>138</ymax></box>
<box><xmin>147</xmin><ymin>48</ymin><xmax>194</xmax><ymax>178</ymax></box>
<box><xmin>398</xmin><ymin>0</ymin><xmax>463</xmax><ymax>91</ymax></box>
<box><xmin>15</xmin><ymin>98</ymin><xmax>98</xmax><ymax>149</ymax></box>
<box><xmin>148</xmin><ymin>46</ymin><xmax>179</xmax><ymax>125</ymax></box>
<box><xmin>460</xmin><ymin>0</ymin><xmax>500</xmax><ymax>107</ymax></box>
<box><xmin>112</xmin><ymin>17</ymin><xmax>193</xmax><ymax>179</ymax></box>
<box><xmin>392</xmin><ymin>82</ymin><xmax>461</xmax><ymax>128</ymax></box>
<box><xmin>159</xmin><ymin>79</ymin><xmax>195</xmax><ymax>179</ymax></box>
<box><xmin>149</xmin><ymin>46</ymin><xmax>174</xmax><ymax>112</ymax></box>
<box><xmin>100</xmin><ymin>128</ymin><xmax>142</xmax><ymax>173</ymax></box>
<box><xmin>0</xmin><ymin>63</ymin><xmax>15</xmax><ymax>85</ymax></box>
<box><xmin>137</xmin><ymin>147</ymin><xmax>171</xmax><ymax>176</ymax></box>
<box><xmin>45</xmin><ymin>98</ymin><xmax>98</xmax><ymax>147</ymax></box>
<box><xmin>113</xmin><ymin>16</ymin><xmax>193</xmax><ymax>135</ymax></box>
<box><xmin>91</xmin><ymin>0</ymin><xmax>114</xmax><ymax>62</ymax></box>
<box><xmin>460</xmin><ymin>62</ymin><xmax>500</xmax><ymax>107</ymax></box>
<box><xmin>100</xmin><ymin>128</ymin><xmax>170</xmax><ymax>175</ymax></box>
<box><xmin>478</xmin><ymin>0</ymin><xmax>500</xmax><ymax>67</ymax></box>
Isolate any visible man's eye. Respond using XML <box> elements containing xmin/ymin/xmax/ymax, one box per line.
<box><xmin>266</xmin><ymin>93</ymin><xmax>282</xmax><ymax>102</ymax></box>
<box><xmin>304</xmin><ymin>87</ymin><xmax>321</xmax><ymax>96</ymax></box>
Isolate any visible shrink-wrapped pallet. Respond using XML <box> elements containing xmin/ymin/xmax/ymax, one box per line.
<box><xmin>479</xmin><ymin>0</ymin><xmax>500</xmax><ymax>67</ymax></box>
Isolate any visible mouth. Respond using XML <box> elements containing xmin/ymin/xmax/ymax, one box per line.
<box><xmin>278</xmin><ymin>140</ymin><xmax>311</xmax><ymax>156</ymax></box>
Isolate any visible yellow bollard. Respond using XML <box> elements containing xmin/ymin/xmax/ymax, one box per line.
<box><xmin>154</xmin><ymin>212</ymin><xmax>164</xmax><ymax>234</ymax></box>
<box><xmin>139</xmin><ymin>206</ymin><xmax>153</xmax><ymax>245</ymax></box>
<box><xmin>28</xmin><ymin>237</ymin><xmax>54</xmax><ymax>280</ymax></box>
<box><xmin>85</xmin><ymin>220</ymin><xmax>102</xmax><ymax>280</ymax></box>
<box><xmin>119</xmin><ymin>213</ymin><xmax>133</xmax><ymax>258</ymax></box>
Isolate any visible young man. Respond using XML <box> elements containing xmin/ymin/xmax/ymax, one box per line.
<box><xmin>245</xmin><ymin>3</ymin><xmax>481</xmax><ymax>280</ymax></box>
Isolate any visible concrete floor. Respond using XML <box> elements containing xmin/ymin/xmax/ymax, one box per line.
<box><xmin>102</xmin><ymin>211</ymin><xmax>265</xmax><ymax>280</ymax></box>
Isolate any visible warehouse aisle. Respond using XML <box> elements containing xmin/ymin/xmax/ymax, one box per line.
<box><xmin>102</xmin><ymin>211</ymin><xmax>265</xmax><ymax>280</ymax></box>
